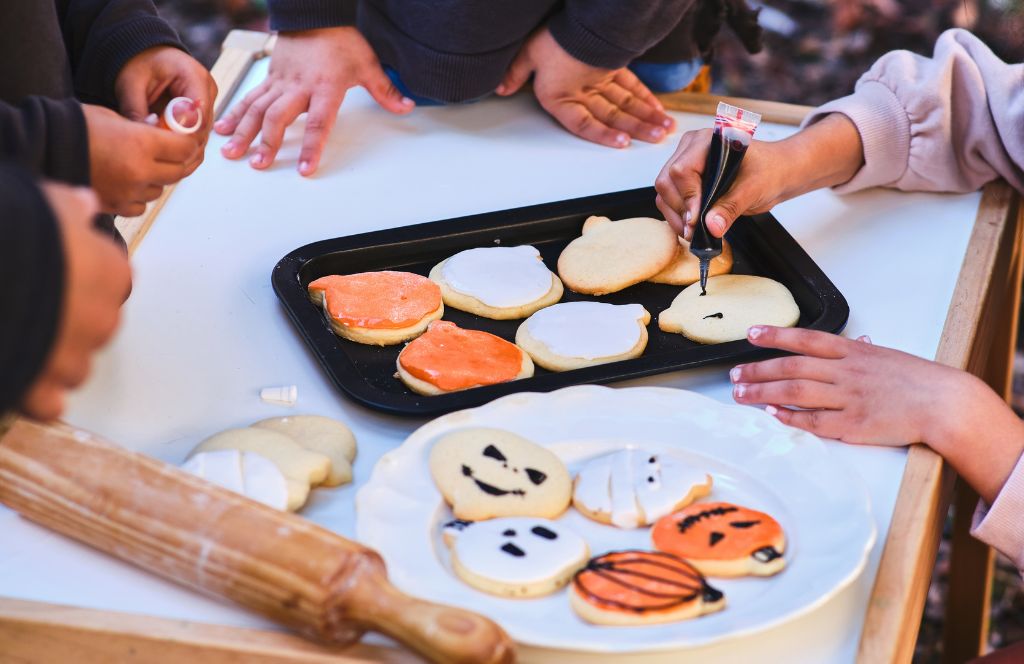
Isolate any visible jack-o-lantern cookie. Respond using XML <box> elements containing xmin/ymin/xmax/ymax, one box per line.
<box><xmin>445</xmin><ymin>517</ymin><xmax>589</xmax><ymax>598</ymax></box>
<box><xmin>649</xmin><ymin>238</ymin><xmax>734</xmax><ymax>286</ymax></box>
<box><xmin>573</xmin><ymin>449</ymin><xmax>713</xmax><ymax>528</ymax></box>
<box><xmin>429</xmin><ymin>428</ymin><xmax>571</xmax><ymax>520</ymax></box>
<box><xmin>307</xmin><ymin>271</ymin><xmax>443</xmax><ymax>346</ymax></box>
<box><xmin>557</xmin><ymin>216</ymin><xmax>678</xmax><ymax>295</ymax></box>
<box><xmin>570</xmin><ymin>550</ymin><xmax>725</xmax><ymax>625</ymax></box>
<box><xmin>396</xmin><ymin>321</ymin><xmax>534</xmax><ymax>395</ymax></box>
<box><xmin>429</xmin><ymin>246</ymin><xmax>563</xmax><ymax>320</ymax></box>
<box><xmin>516</xmin><ymin>302</ymin><xmax>651</xmax><ymax>371</ymax></box>
<box><xmin>651</xmin><ymin>502</ymin><xmax>787</xmax><ymax>577</ymax></box>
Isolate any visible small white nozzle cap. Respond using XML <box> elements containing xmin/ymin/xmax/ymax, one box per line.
<box><xmin>260</xmin><ymin>385</ymin><xmax>297</xmax><ymax>406</ymax></box>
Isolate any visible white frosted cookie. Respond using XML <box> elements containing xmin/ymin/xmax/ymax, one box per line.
<box><xmin>649</xmin><ymin>238</ymin><xmax>734</xmax><ymax>285</ymax></box>
<box><xmin>429</xmin><ymin>428</ymin><xmax>572</xmax><ymax>521</ymax></box>
<box><xmin>429</xmin><ymin>246</ymin><xmax>563</xmax><ymax>319</ymax></box>
<box><xmin>573</xmin><ymin>448</ymin><xmax>713</xmax><ymax>529</ymax></box>
<box><xmin>251</xmin><ymin>415</ymin><xmax>357</xmax><ymax>487</ymax></box>
<box><xmin>181</xmin><ymin>449</ymin><xmax>289</xmax><ymax>511</ymax></box>
<box><xmin>515</xmin><ymin>302</ymin><xmax>651</xmax><ymax>371</ymax></box>
<box><xmin>658</xmin><ymin>274</ymin><xmax>800</xmax><ymax>344</ymax></box>
<box><xmin>446</xmin><ymin>517</ymin><xmax>589</xmax><ymax>598</ymax></box>
<box><xmin>557</xmin><ymin>216</ymin><xmax>678</xmax><ymax>295</ymax></box>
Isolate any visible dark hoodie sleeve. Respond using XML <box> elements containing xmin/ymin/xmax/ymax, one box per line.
<box><xmin>0</xmin><ymin>97</ymin><xmax>90</xmax><ymax>186</ymax></box>
<box><xmin>56</xmin><ymin>0</ymin><xmax>186</xmax><ymax>107</ymax></box>
<box><xmin>0</xmin><ymin>164</ymin><xmax>66</xmax><ymax>415</ymax></box>
<box><xmin>267</xmin><ymin>0</ymin><xmax>358</xmax><ymax>31</ymax></box>
<box><xmin>547</xmin><ymin>0</ymin><xmax>698</xmax><ymax>70</ymax></box>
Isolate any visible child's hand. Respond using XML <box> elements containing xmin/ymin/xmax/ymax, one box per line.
<box><xmin>21</xmin><ymin>183</ymin><xmax>131</xmax><ymax>421</ymax></box>
<box><xmin>497</xmin><ymin>27</ymin><xmax>674</xmax><ymax>148</ymax></box>
<box><xmin>115</xmin><ymin>45</ymin><xmax>218</xmax><ymax>147</ymax></box>
<box><xmin>214</xmin><ymin>27</ymin><xmax>414</xmax><ymax>176</ymax></box>
<box><xmin>83</xmin><ymin>104</ymin><xmax>202</xmax><ymax>217</ymax></box>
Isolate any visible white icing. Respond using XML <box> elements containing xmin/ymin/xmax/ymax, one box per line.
<box><xmin>442</xmin><ymin>246</ymin><xmax>553</xmax><ymax>308</ymax></box>
<box><xmin>453</xmin><ymin>517</ymin><xmax>587</xmax><ymax>584</ymax></box>
<box><xmin>525</xmin><ymin>302</ymin><xmax>646</xmax><ymax>359</ymax></box>
<box><xmin>573</xmin><ymin>449</ymin><xmax>708</xmax><ymax>528</ymax></box>
<box><xmin>182</xmin><ymin>450</ymin><xmax>289</xmax><ymax>511</ymax></box>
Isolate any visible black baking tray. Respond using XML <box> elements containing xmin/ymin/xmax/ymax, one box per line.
<box><xmin>272</xmin><ymin>187</ymin><xmax>849</xmax><ymax>416</ymax></box>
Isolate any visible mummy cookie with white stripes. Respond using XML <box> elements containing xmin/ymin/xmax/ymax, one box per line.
<box><xmin>515</xmin><ymin>302</ymin><xmax>651</xmax><ymax>371</ymax></box>
<box><xmin>572</xmin><ymin>448</ymin><xmax>713</xmax><ymax>528</ymax></box>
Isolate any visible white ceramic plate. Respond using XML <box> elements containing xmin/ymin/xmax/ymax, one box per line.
<box><xmin>356</xmin><ymin>385</ymin><xmax>875</xmax><ymax>653</ymax></box>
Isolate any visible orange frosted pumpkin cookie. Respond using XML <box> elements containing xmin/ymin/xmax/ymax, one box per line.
<box><xmin>307</xmin><ymin>272</ymin><xmax>443</xmax><ymax>345</ymax></box>
<box><xmin>569</xmin><ymin>550</ymin><xmax>725</xmax><ymax>626</ymax></box>
<box><xmin>651</xmin><ymin>502</ymin><xmax>786</xmax><ymax>577</ymax></box>
<box><xmin>396</xmin><ymin>321</ymin><xmax>534</xmax><ymax>395</ymax></box>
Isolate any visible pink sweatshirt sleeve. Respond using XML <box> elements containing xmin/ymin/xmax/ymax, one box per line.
<box><xmin>971</xmin><ymin>451</ymin><xmax>1024</xmax><ymax>574</ymax></box>
<box><xmin>802</xmin><ymin>29</ymin><xmax>1024</xmax><ymax>194</ymax></box>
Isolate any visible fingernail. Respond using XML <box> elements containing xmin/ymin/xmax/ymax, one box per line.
<box><xmin>684</xmin><ymin>210</ymin><xmax>692</xmax><ymax>224</ymax></box>
<box><xmin>662</xmin><ymin>117</ymin><xmax>672</xmax><ymax>128</ymax></box>
<box><xmin>401</xmin><ymin>97</ymin><xmax>414</xmax><ymax>107</ymax></box>
<box><xmin>496</xmin><ymin>84</ymin><xmax>506</xmax><ymax>95</ymax></box>
<box><xmin>222</xmin><ymin>140</ymin><xmax>236</xmax><ymax>154</ymax></box>
<box><xmin>214</xmin><ymin>120</ymin><xmax>228</xmax><ymax>132</ymax></box>
<box><xmin>748</xmin><ymin>326</ymin><xmax>763</xmax><ymax>340</ymax></box>
<box><xmin>733</xmin><ymin>383</ymin><xmax>747</xmax><ymax>398</ymax></box>
<box><xmin>615</xmin><ymin>134</ymin><xmax>629</xmax><ymax>147</ymax></box>
<box><xmin>765</xmin><ymin>405</ymin><xmax>779</xmax><ymax>416</ymax></box>
<box><xmin>650</xmin><ymin>127</ymin><xmax>665</xmax><ymax>140</ymax></box>
<box><xmin>858</xmin><ymin>335</ymin><xmax>873</xmax><ymax>344</ymax></box>
<box><xmin>729</xmin><ymin>367</ymin><xmax>741</xmax><ymax>383</ymax></box>
<box><xmin>250</xmin><ymin>153</ymin><xmax>265</xmax><ymax>167</ymax></box>
<box><xmin>709</xmin><ymin>213</ymin><xmax>726</xmax><ymax>234</ymax></box>
<box><xmin>299</xmin><ymin>160</ymin><xmax>311</xmax><ymax>175</ymax></box>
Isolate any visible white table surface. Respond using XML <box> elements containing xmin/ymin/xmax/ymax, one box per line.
<box><xmin>0</xmin><ymin>57</ymin><xmax>982</xmax><ymax>663</ymax></box>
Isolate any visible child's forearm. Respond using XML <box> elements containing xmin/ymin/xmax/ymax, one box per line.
<box><xmin>775</xmin><ymin>113</ymin><xmax>864</xmax><ymax>203</ymax></box>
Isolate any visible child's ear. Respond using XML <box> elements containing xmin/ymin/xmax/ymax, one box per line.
<box><xmin>581</xmin><ymin>215</ymin><xmax>611</xmax><ymax>234</ymax></box>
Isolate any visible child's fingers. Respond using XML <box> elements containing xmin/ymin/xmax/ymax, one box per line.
<box><xmin>118</xmin><ymin>82</ymin><xmax>151</xmax><ymax>123</ymax></box>
<box><xmin>732</xmin><ymin>379</ymin><xmax>843</xmax><ymax>410</ymax></box>
<box><xmin>587</xmin><ymin>94</ymin><xmax>665</xmax><ymax>144</ymax></box>
<box><xmin>298</xmin><ymin>92</ymin><xmax>345</xmax><ymax>177</ymax></box>
<box><xmin>546</xmin><ymin>100</ymin><xmax>629</xmax><ymax>148</ymax></box>
<box><xmin>656</xmin><ymin>193</ymin><xmax>687</xmax><ymax>236</ymax></box>
<box><xmin>613</xmin><ymin>68</ymin><xmax>667</xmax><ymax>116</ymax></box>
<box><xmin>730</xmin><ymin>355</ymin><xmax>836</xmax><ymax>385</ymax></box>
<box><xmin>153</xmin><ymin>130</ymin><xmax>202</xmax><ymax>164</ymax></box>
<box><xmin>362</xmin><ymin>66</ymin><xmax>415</xmax><ymax>114</ymax></box>
<box><xmin>223</xmin><ymin>90</ymin><xmax>283</xmax><ymax>160</ymax></box>
<box><xmin>599</xmin><ymin>84</ymin><xmax>667</xmax><ymax>142</ymax></box>
<box><xmin>747</xmin><ymin>326</ymin><xmax>850</xmax><ymax>359</ymax></box>
<box><xmin>215</xmin><ymin>79</ymin><xmax>269</xmax><ymax>136</ymax></box>
<box><xmin>496</xmin><ymin>51</ymin><xmax>534</xmax><ymax>96</ymax></box>
<box><xmin>250</xmin><ymin>92</ymin><xmax>308</xmax><ymax>170</ymax></box>
<box><xmin>764</xmin><ymin>405</ymin><xmax>845</xmax><ymax>439</ymax></box>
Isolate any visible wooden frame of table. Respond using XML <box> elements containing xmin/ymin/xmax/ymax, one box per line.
<box><xmin>1</xmin><ymin>30</ymin><xmax>1020</xmax><ymax>664</ymax></box>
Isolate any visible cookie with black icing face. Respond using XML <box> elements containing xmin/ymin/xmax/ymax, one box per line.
<box><xmin>445</xmin><ymin>517</ymin><xmax>589</xmax><ymax>597</ymax></box>
<box><xmin>429</xmin><ymin>428</ymin><xmax>572</xmax><ymax>520</ymax></box>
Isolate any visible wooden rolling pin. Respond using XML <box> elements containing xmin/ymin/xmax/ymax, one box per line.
<box><xmin>0</xmin><ymin>417</ymin><xmax>514</xmax><ymax>663</ymax></box>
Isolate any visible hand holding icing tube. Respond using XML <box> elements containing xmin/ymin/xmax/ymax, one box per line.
<box><xmin>143</xmin><ymin>97</ymin><xmax>203</xmax><ymax>135</ymax></box>
<box><xmin>690</xmin><ymin>102</ymin><xmax>761</xmax><ymax>295</ymax></box>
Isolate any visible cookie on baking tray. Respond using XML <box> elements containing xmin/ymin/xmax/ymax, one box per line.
<box><xmin>651</xmin><ymin>502</ymin><xmax>787</xmax><ymax>577</ymax></box>
<box><xmin>649</xmin><ymin>237</ymin><xmax>734</xmax><ymax>286</ymax></box>
<box><xmin>556</xmin><ymin>216</ymin><xmax>678</xmax><ymax>295</ymax></box>
<box><xmin>429</xmin><ymin>245</ymin><xmax>563</xmax><ymax>320</ymax></box>
<box><xmin>445</xmin><ymin>517</ymin><xmax>589</xmax><ymax>598</ymax></box>
<box><xmin>572</xmin><ymin>448</ymin><xmax>712</xmax><ymax>529</ymax></box>
<box><xmin>251</xmin><ymin>415</ymin><xmax>357</xmax><ymax>487</ymax></box>
<box><xmin>307</xmin><ymin>271</ymin><xmax>443</xmax><ymax>345</ymax></box>
<box><xmin>570</xmin><ymin>550</ymin><xmax>725</xmax><ymax>625</ymax></box>
<box><xmin>515</xmin><ymin>302</ymin><xmax>650</xmax><ymax>371</ymax></box>
<box><xmin>396</xmin><ymin>320</ymin><xmax>534</xmax><ymax>395</ymax></box>
<box><xmin>429</xmin><ymin>427</ymin><xmax>571</xmax><ymax>521</ymax></box>
<box><xmin>658</xmin><ymin>274</ymin><xmax>800</xmax><ymax>344</ymax></box>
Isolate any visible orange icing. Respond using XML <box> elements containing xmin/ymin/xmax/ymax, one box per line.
<box><xmin>573</xmin><ymin>551</ymin><xmax>706</xmax><ymax>613</ymax></box>
<box><xmin>308</xmin><ymin>272</ymin><xmax>441</xmax><ymax>329</ymax></box>
<box><xmin>398</xmin><ymin>321</ymin><xmax>523</xmax><ymax>391</ymax></box>
<box><xmin>651</xmin><ymin>502</ymin><xmax>784</xmax><ymax>561</ymax></box>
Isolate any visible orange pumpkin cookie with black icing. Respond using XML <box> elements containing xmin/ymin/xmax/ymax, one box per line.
<box><xmin>651</xmin><ymin>502</ymin><xmax>786</xmax><ymax>577</ymax></box>
<box><xmin>307</xmin><ymin>272</ymin><xmax>443</xmax><ymax>345</ymax></box>
<box><xmin>569</xmin><ymin>550</ymin><xmax>725</xmax><ymax>626</ymax></box>
<box><xmin>397</xmin><ymin>321</ymin><xmax>534</xmax><ymax>395</ymax></box>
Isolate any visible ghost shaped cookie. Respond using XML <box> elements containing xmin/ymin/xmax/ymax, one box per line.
<box><xmin>516</xmin><ymin>302</ymin><xmax>651</xmax><ymax>371</ymax></box>
<box><xmin>651</xmin><ymin>501</ymin><xmax>787</xmax><ymax>577</ymax></box>
<box><xmin>445</xmin><ymin>517</ymin><xmax>589</xmax><ymax>597</ymax></box>
<box><xmin>557</xmin><ymin>216</ymin><xmax>678</xmax><ymax>295</ymax></box>
<box><xmin>429</xmin><ymin>428</ymin><xmax>572</xmax><ymax>520</ymax></box>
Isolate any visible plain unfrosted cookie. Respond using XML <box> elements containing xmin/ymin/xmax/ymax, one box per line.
<box><xmin>251</xmin><ymin>415</ymin><xmax>357</xmax><ymax>487</ymax></box>
<box><xmin>429</xmin><ymin>428</ymin><xmax>571</xmax><ymax>520</ymax></box>
<box><xmin>446</xmin><ymin>517</ymin><xmax>589</xmax><ymax>598</ymax></box>
<box><xmin>651</xmin><ymin>502</ymin><xmax>787</xmax><ymax>577</ymax></box>
<box><xmin>658</xmin><ymin>274</ymin><xmax>800</xmax><ymax>344</ymax></box>
<box><xmin>557</xmin><ymin>216</ymin><xmax>678</xmax><ymax>295</ymax></box>
<box><xmin>572</xmin><ymin>448</ymin><xmax>712</xmax><ymax>528</ymax></box>
<box><xmin>181</xmin><ymin>449</ymin><xmax>289</xmax><ymax>511</ymax></box>
<box><xmin>649</xmin><ymin>237</ymin><xmax>734</xmax><ymax>285</ymax></box>
<box><xmin>429</xmin><ymin>246</ymin><xmax>563</xmax><ymax>320</ymax></box>
<box><xmin>397</xmin><ymin>321</ymin><xmax>534</xmax><ymax>396</ymax></box>
<box><xmin>570</xmin><ymin>550</ymin><xmax>725</xmax><ymax>626</ymax></box>
<box><xmin>515</xmin><ymin>302</ymin><xmax>651</xmax><ymax>371</ymax></box>
<box><xmin>307</xmin><ymin>271</ymin><xmax>443</xmax><ymax>345</ymax></box>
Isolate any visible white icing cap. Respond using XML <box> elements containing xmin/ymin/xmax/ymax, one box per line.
<box><xmin>260</xmin><ymin>385</ymin><xmax>297</xmax><ymax>406</ymax></box>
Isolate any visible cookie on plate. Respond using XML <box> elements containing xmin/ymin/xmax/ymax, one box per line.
<box><xmin>429</xmin><ymin>427</ymin><xmax>571</xmax><ymax>520</ymax></box>
<box><xmin>570</xmin><ymin>550</ymin><xmax>725</xmax><ymax>625</ymax></box>
<box><xmin>651</xmin><ymin>502</ymin><xmax>787</xmax><ymax>577</ymax></box>
<box><xmin>308</xmin><ymin>271</ymin><xmax>443</xmax><ymax>345</ymax></box>
<box><xmin>649</xmin><ymin>238</ymin><xmax>734</xmax><ymax>285</ymax></box>
<box><xmin>429</xmin><ymin>246</ymin><xmax>563</xmax><ymax>320</ymax></box>
<box><xmin>251</xmin><ymin>415</ymin><xmax>357</xmax><ymax>487</ymax></box>
<box><xmin>515</xmin><ymin>302</ymin><xmax>650</xmax><ymax>371</ymax></box>
<box><xmin>573</xmin><ymin>448</ymin><xmax>712</xmax><ymax>528</ymax></box>
<box><xmin>658</xmin><ymin>274</ymin><xmax>800</xmax><ymax>344</ymax></box>
<box><xmin>446</xmin><ymin>517</ymin><xmax>589</xmax><ymax>598</ymax></box>
<box><xmin>396</xmin><ymin>321</ymin><xmax>534</xmax><ymax>395</ymax></box>
<box><xmin>557</xmin><ymin>216</ymin><xmax>678</xmax><ymax>295</ymax></box>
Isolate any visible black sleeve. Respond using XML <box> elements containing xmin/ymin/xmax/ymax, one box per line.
<box><xmin>546</xmin><ymin>0</ymin><xmax>698</xmax><ymax>69</ymax></box>
<box><xmin>267</xmin><ymin>0</ymin><xmax>358</xmax><ymax>31</ymax></box>
<box><xmin>0</xmin><ymin>164</ymin><xmax>66</xmax><ymax>415</ymax></box>
<box><xmin>56</xmin><ymin>0</ymin><xmax>186</xmax><ymax>107</ymax></box>
<box><xmin>0</xmin><ymin>96</ymin><xmax>90</xmax><ymax>186</ymax></box>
